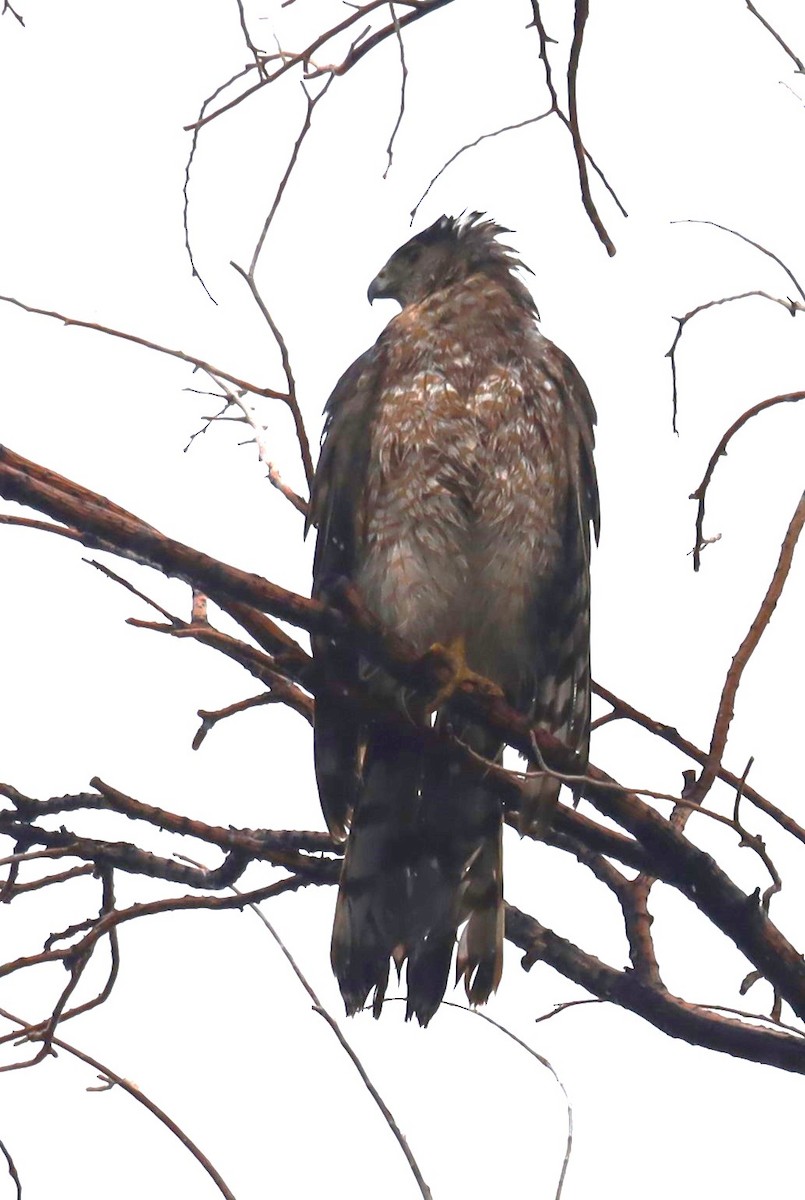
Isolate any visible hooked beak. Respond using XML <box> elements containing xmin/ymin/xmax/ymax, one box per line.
<box><xmin>367</xmin><ymin>269</ymin><xmax>393</xmax><ymax>305</ymax></box>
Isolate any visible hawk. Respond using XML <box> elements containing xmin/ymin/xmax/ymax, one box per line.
<box><xmin>310</xmin><ymin>214</ymin><xmax>599</xmax><ymax>1025</ymax></box>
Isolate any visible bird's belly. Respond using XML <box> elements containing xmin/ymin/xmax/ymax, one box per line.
<box><xmin>356</xmin><ymin>488</ymin><xmax>470</xmax><ymax>653</ymax></box>
<box><xmin>357</xmin><ymin>473</ymin><xmax>561</xmax><ymax>689</ymax></box>
<box><xmin>357</xmin><ymin>369</ymin><xmax>566</xmax><ymax>684</ymax></box>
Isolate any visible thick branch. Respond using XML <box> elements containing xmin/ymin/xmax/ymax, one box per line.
<box><xmin>505</xmin><ymin>905</ymin><xmax>805</xmax><ymax>1074</ymax></box>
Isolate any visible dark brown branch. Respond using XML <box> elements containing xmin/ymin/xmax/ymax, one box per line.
<box><xmin>1</xmin><ymin>1</ymin><xmax>24</xmax><ymax>25</ymax></box>
<box><xmin>688</xmin><ymin>490</ymin><xmax>805</xmax><ymax>803</ymax></box>
<box><xmin>0</xmin><ymin>1009</ymin><xmax>238</xmax><ymax>1200</ymax></box>
<box><xmin>247</xmin><ymin>80</ymin><xmax>333</xmax><ymax>280</ymax></box>
<box><xmin>0</xmin><ymin>875</ymin><xmax>333</xmax><ymax>993</ymax></box>
<box><xmin>745</xmin><ymin>1</ymin><xmax>805</xmax><ymax>74</ymax></box>
<box><xmin>233</xmin><ymin>0</ymin><xmax>267</xmax><ymax>76</ymax></box>
<box><xmin>689</xmin><ymin>391</ymin><xmax>804</xmax><ymax>570</ymax></box>
<box><xmin>547</xmin><ymin>825</ymin><xmax>663</xmax><ymax>986</ymax></box>
<box><xmin>43</xmin><ymin>868</ymin><xmax>120</xmax><ymax>1046</ymax></box>
<box><xmin>0</xmin><ymin>1137</ymin><xmax>21</xmax><ymax>1200</ymax></box>
<box><xmin>0</xmin><ymin>294</ymin><xmax>287</xmax><ymax>400</ymax></box>
<box><xmin>0</xmin><ymin>445</ymin><xmax>322</xmax><ymax>631</ymax></box>
<box><xmin>579</xmin><ymin>760</ymin><xmax>805</xmax><ymax>1023</ymax></box>
<box><xmin>1</xmin><ymin>779</ymin><xmax>335</xmax><ymax>863</ymax></box>
<box><xmin>303</xmin><ymin>0</ymin><xmax>455</xmax><ymax>80</ymax></box>
<box><xmin>505</xmin><ymin>905</ymin><xmax>805</xmax><ymax>1073</ymax></box>
<box><xmin>230</xmin><ymin>75</ymin><xmax>333</xmax><ymax>495</ymax></box>
<box><xmin>542</xmin><ymin>806</ymin><xmax>654</xmax><ymax>874</ymax></box>
<box><xmin>90</xmin><ymin>547</ymin><xmax>314</xmax><ymax>717</ymax></box>
<box><xmin>666</xmin><ymin>297</ymin><xmax>803</xmax><ymax>433</ymax></box>
<box><xmin>592</xmin><ymin>681</ymin><xmax>805</xmax><ymax>845</ymax></box>
<box><xmin>1</xmin><ymin>863</ymin><xmax>94</xmax><ymax>898</ymax></box>
<box><xmin>186</xmin><ymin>1</ymin><xmax>455</xmax><ymax>132</ymax></box>
<box><xmin>412</xmin><ymin>5</ymin><xmax>623</xmax><ymax>242</ymax></box>
<box><xmin>566</xmin><ymin>0</ymin><xmax>616</xmax><ymax>256</ymax></box>
<box><xmin>127</xmin><ymin>614</ymin><xmax>314</xmax><ymax>724</ymax></box>
<box><xmin>6</xmin><ymin>445</ymin><xmax>805</xmax><ymax>1058</ymax></box>
<box><xmin>194</xmin><ymin>691</ymin><xmax>285</xmax><ymax>749</ymax></box>
<box><xmin>673</xmin><ymin>219</ymin><xmax>805</xmax><ymax>302</ymax></box>
<box><xmin>230</xmin><ymin>265</ymin><xmax>314</xmax><ymax>491</ymax></box>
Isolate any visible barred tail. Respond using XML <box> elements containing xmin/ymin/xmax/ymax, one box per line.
<box><xmin>331</xmin><ymin>721</ymin><xmax>504</xmax><ymax>1025</ymax></box>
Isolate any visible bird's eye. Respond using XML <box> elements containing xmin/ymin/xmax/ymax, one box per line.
<box><xmin>401</xmin><ymin>244</ymin><xmax>422</xmax><ymax>263</ymax></box>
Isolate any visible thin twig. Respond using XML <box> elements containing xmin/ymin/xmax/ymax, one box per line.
<box><xmin>248</xmin><ymin>78</ymin><xmax>333</xmax><ymax>279</ymax></box>
<box><xmin>383</xmin><ymin>3</ymin><xmax>408</xmax><ymax>178</ymax></box>
<box><xmin>410</xmin><ymin>112</ymin><xmax>551</xmax><ymax>223</ymax></box>
<box><xmin>689</xmin><ymin>391</ymin><xmax>804</xmax><ymax>570</ymax></box>
<box><xmin>193</xmin><ymin>692</ymin><xmax>278</xmax><ymax>749</ymax></box>
<box><xmin>229</xmin><ymin>271</ymin><xmax>314</xmax><ymax>490</ymax></box>
<box><xmin>234</xmin><ymin>893</ymin><xmax>433</xmax><ymax>1200</ymax></box>
<box><xmin>419</xmin><ymin>1000</ymin><xmax>574</xmax><ymax>1200</ymax></box>
<box><xmin>52</xmin><ymin>1027</ymin><xmax>234</xmax><ymax>1198</ymax></box>
<box><xmin>666</xmin><ymin>295</ymin><xmax>803</xmax><ymax>434</ymax></box>
<box><xmin>234</xmin><ymin>0</ymin><xmax>267</xmax><ymax>75</ymax></box>
<box><xmin>0</xmin><ymin>294</ymin><xmax>286</xmax><ymax>400</ymax></box>
<box><xmin>182</xmin><ymin>62</ymin><xmax>255</xmax><ymax>302</ymax></box>
<box><xmin>672</xmin><ymin>219</ymin><xmax>805</xmax><ymax>302</ymax></box>
<box><xmin>533</xmin><ymin>998</ymin><xmax>604</xmax><ymax>1026</ymax></box>
<box><xmin>592</xmin><ymin>681</ymin><xmax>805</xmax><ymax>845</ymax></box>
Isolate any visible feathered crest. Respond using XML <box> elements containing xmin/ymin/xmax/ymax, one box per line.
<box><xmin>368</xmin><ymin>211</ymin><xmax>539</xmax><ymax>314</ymax></box>
<box><xmin>404</xmin><ymin>212</ymin><xmax>537</xmax><ymax>316</ymax></box>
<box><xmin>414</xmin><ymin>211</ymin><xmax>533</xmax><ymax>278</ymax></box>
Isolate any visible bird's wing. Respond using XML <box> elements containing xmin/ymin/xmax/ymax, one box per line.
<box><xmin>520</xmin><ymin>337</ymin><xmax>598</xmax><ymax>823</ymax></box>
<box><xmin>309</xmin><ymin>345</ymin><xmax>383</xmax><ymax>840</ymax></box>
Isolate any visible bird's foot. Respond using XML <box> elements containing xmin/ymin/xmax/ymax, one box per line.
<box><xmin>417</xmin><ymin>635</ymin><xmax>503</xmax><ymax>714</ymax></box>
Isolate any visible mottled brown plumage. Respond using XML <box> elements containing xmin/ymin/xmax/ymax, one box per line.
<box><xmin>310</xmin><ymin>214</ymin><xmax>599</xmax><ymax>1025</ymax></box>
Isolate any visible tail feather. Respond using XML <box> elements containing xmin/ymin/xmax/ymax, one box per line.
<box><xmin>330</xmin><ymin>719</ymin><xmax>504</xmax><ymax>1025</ymax></box>
<box><xmin>330</xmin><ymin>730</ymin><xmax>421</xmax><ymax>1016</ymax></box>
<box><xmin>456</xmin><ymin>824</ymin><xmax>504</xmax><ymax>1004</ymax></box>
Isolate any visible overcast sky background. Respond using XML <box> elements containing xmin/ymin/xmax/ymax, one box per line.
<box><xmin>0</xmin><ymin>2</ymin><xmax>804</xmax><ymax>1197</ymax></box>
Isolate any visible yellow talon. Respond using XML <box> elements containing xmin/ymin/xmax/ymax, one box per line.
<box><xmin>418</xmin><ymin>635</ymin><xmax>503</xmax><ymax>714</ymax></box>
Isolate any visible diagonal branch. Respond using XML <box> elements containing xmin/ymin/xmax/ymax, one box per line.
<box><xmin>505</xmin><ymin>905</ymin><xmax>805</xmax><ymax>1074</ymax></box>
<box><xmin>1</xmin><ymin>1007</ymin><xmax>237</xmax><ymax>1200</ymax></box>
<box><xmin>592</xmin><ymin>681</ymin><xmax>805</xmax><ymax>845</ymax></box>
<box><xmin>745</xmin><ymin>1</ymin><xmax>805</xmax><ymax>74</ymax></box>
<box><xmin>689</xmin><ymin>391</ymin><xmax>804</xmax><ymax>570</ymax></box>
<box><xmin>688</xmin><ymin>490</ymin><xmax>805</xmax><ymax>803</ymax></box>
<box><xmin>0</xmin><ymin>293</ymin><xmax>286</xmax><ymax>400</ymax></box>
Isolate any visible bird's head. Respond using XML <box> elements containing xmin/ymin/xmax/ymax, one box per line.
<box><xmin>367</xmin><ymin>212</ymin><xmax>534</xmax><ymax>310</ymax></box>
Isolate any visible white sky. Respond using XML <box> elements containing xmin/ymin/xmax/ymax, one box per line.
<box><xmin>0</xmin><ymin>1</ymin><xmax>804</xmax><ymax>1197</ymax></box>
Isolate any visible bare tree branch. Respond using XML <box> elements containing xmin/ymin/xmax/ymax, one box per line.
<box><xmin>688</xmin><ymin>490</ymin><xmax>805</xmax><ymax>804</ymax></box>
<box><xmin>0</xmin><ymin>294</ymin><xmax>286</xmax><ymax>400</ymax></box>
<box><xmin>243</xmin><ymin>901</ymin><xmax>433</xmax><ymax>1200</ymax></box>
<box><xmin>745</xmin><ymin>1</ymin><xmax>805</xmax><ymax>74</ymax></box>
<box><xmin>0</xmin><ymin>1007</ymin><xmax>238</xmax><ymax>1200</ymax></box>
<box><xmin>689</xmin><ymin>391</ymin><xmax>804</xmax><ymax>570</ymax></box>
<box><xmin>506</xmin><ymin>905</ymin><xmax>805</xmax><ymax>1074</ymax></box>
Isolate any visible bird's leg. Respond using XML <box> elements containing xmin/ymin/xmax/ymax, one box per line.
<box><xmin>416</xmin><ymin>634</ymin><xmax>503</xmax><ymax>715</ymax></box>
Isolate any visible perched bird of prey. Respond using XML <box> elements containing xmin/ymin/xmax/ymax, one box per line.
<box><xmin>310</xmin><ymin>214</ymin><xmax>599</xmax><ymax>1025</ymax></box>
